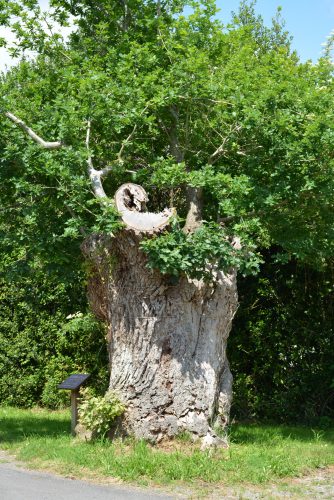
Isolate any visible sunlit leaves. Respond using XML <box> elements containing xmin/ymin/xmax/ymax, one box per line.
<box><xmin>1</xmin><ymin>0</ymin><xmax>333</xmax><ymax>280</ymax></box>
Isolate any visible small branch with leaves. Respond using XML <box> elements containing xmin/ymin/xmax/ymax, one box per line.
<box><xmin>3</xmin><ymin>108</ymin><xmax>175</xmax><ymax>234</ymax></box>
<box><xmin>3</xmin><ymin>110</ymin><xmax>140</xmax><ymax>201</ymax></box>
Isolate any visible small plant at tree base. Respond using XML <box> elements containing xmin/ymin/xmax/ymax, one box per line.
<box><xmin>78</xmin><ymin>388</ymin><xmax>125</xmax><ymax>438</ymax></box>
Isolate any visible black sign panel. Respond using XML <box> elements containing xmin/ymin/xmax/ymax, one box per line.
<box><xmin>58</xmin><ymin>373</ymin><xmax>90</xmax><ymax>390</ymax></box>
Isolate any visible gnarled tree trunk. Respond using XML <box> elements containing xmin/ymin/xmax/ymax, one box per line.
<box><xmin>82</xmin><ymin>228</ymin><xmax>238</xmax><ymax>447</ymax></box>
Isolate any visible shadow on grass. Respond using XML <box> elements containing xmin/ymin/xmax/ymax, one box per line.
<box><xmin>0</xmin><ymin>409</ymin><xmax>70</xmax><ymax>444</ymax></box>
<box><xmin>230</xmin><ymin>423</ymin><xmax>334</xmax><ymax>445</ymax></box>
<box><xmin>1</xmin><ymin>407</ymin><xmax>333</xmax><ymax>449</ymax></box>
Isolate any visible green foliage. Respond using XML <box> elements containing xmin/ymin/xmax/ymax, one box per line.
<box><xmin>41</xmin><ymin>312</ymin><xmax>109</xmax><ymax>408</ymax></box>
<box><xmin>78</xmin><ymin>388</ymin><xmax>125</xmax><ymax>438</ymax></box>
<box><xmin>0</xmin><ymin>0</ymin><xmax>333</xmax><ymax>280</ymax></box>
<box><xmin>230</xmin><ymin>251</ymin><xmax>334</xmax><ymax>424</ymax></box>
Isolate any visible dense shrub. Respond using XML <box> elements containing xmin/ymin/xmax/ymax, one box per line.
<box><xmin>0</xmin><ymin>269</ymin><xmax>109</xmax><ymax>408</ymax></box>
<box><xmin>229</xmin><ymin>250</ymin><xmax>334</xmax><ymax>425</ymax></box>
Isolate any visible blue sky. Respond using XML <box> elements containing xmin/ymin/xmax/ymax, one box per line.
<box><xmin>215</xmin><ymin>0</ymin><xmax>334</xmax><ymax>61</ymax></box>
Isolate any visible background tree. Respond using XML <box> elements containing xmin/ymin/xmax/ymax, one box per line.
<box><xmin>1</xmin><ymin>0</ymin><xmax>333</xmax><ymax>444</ymax></box>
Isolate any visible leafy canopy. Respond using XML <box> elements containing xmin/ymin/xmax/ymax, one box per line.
<box><xmin>1</xmin><ymin>0</ymin><xmax>333</xmax><ymax>280</ymax></box>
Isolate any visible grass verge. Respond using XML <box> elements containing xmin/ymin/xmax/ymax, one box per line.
<box><xmin>0</xmin><ymin>406</ymin><xmax>333</xmax><ymax>487</ymax></box>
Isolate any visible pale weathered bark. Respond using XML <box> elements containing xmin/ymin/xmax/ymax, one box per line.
<box><xmin>82</xmin><ymin>185</ymin><xmax>238</xmax><ymax>447</ymax></box>
<box><xmin>82</xmin><ymin>231</ymin><xmax>237</xmax><ymax>447</ymax></box>
<box><xmin>115</xmin><ymin>183</ymin><xmax>174</xmax><ymax>233</ymax></box>
<box><xmin>183</xmin><ymin>186</ymin><xmax>203</xmax><ymax>233</ymax></box>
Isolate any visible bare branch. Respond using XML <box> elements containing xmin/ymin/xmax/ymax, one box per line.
<box><xmin>41</xmin><ymin>13</ymin><xmax>72</xmax><ymax>62</ymax></box>
<box><xmin>85</xmin><ymin>117</ymin><xmax>142</xmax><ymax>198</ymax></box>
<box><xmin>5</xmin><ymin>112</ymin><xmax>63</xmax><ymax>149</ymax></box>
<box><xmin>158</xmin><ymin>118</ymin><xmax>171</xmax><ymax>141</ymax></box>
<box><xmin>100</xmin><ymin>163</ymin><xmax>136</xmax><ymax>176</ymax></box>
<box><xmin>100</xmin><ymin>164</ymin><xmax>115</xmax><ymax>177</ymax></box>
<box><xmin>157</xmin><ymin>28</ymin><xmax>173</xmax><ymax>65</ymax></box>
<box><xmin>101</xmin><ymin>114</ymin><xmax>144</xmax><ymax>177</ymax></box>
<box><xmin>4</xmin><ymin>109</ymin><xmax>142</xmax><ymax>202</ymax></box>
<box><xmin>86</xmin><ymin>120</ymin><xmax>107</xmax><ymax>199</ymax></box>
<box><xmin>208</xmin><ymin>124</ymin><xmax>242</xmax><ymax>165</ymax></box>
<box><xmin>208</xmin><ymin>140</ymin><xmax>229</xmax><ymax>165</ymax></box>
<box><xmin>117</xmin><ymin>123</ymin><xmax>137</xmax><ymax>162</ymax></box>
<box><xmin>64</xmin><ymin>205</ymin><xmax>87</xmax><ymax>237</ymax></box>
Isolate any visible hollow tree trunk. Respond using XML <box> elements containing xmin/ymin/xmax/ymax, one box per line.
<box><xmin>82</xmin><ymin>230</ymin><xmax>238</xmax><ymax>447</ymax></box>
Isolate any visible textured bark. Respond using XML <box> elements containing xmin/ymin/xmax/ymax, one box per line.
<box><xmin>183</xmin><ymin>187</ymin><xmax>203</xmax><ymax>233</ymax></box>
<box><xmin>82</xmin><ymin>231</ymin><xmax>238</xmax><ymax>447</ymax></box>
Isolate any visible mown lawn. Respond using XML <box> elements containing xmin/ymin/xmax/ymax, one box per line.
<box><xmin>0</xmin><ymin>406</ymin><xmax>333</xmax><ymax>487</ymax></box>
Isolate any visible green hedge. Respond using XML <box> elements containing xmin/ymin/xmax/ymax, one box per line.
<box><xmin>0</xmin><ymin>270</ymin><xmax>109</xmax><ymax>408</ymax></box>
<box><xmin>230</xmin><ymin>252</ymin><xmax>334</xmax><ymax>425</ymax></box>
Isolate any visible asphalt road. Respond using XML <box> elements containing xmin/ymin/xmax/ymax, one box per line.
<box><xmin>0</xmin><ymin>456</ymin><xmax>173</xmax><ymax>500</ymax></box>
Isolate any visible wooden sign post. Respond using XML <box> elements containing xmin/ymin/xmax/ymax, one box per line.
<box><xmin>58</xmin><ymin>374</ymin><xmax>90</xmax><ymax>435</ymax></box>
